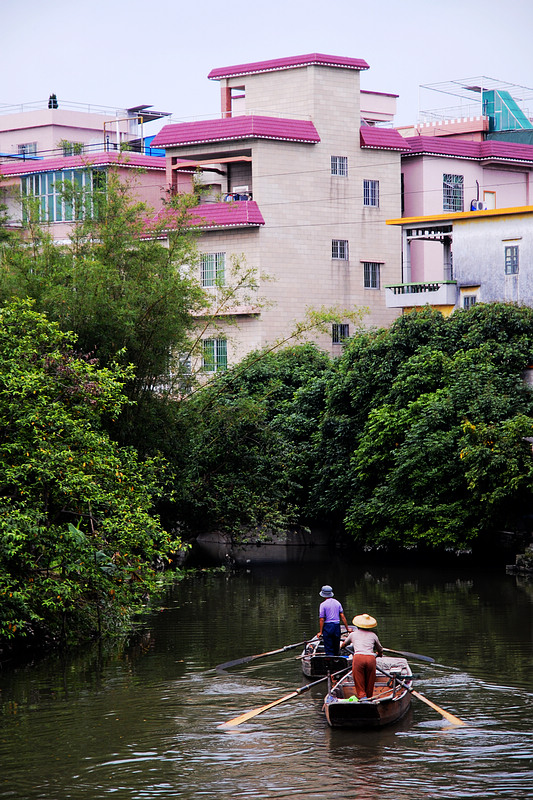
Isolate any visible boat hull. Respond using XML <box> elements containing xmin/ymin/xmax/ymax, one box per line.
<box><xmin>323</xmin><ymin>656</ymin><xmax>413</xmax><ymax>729</ymax></box>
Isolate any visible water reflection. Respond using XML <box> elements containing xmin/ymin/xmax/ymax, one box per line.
<box><xmin>0</xmin><ymin>558</ymin><xmax>532</xmax><ymax>799</ymax></box>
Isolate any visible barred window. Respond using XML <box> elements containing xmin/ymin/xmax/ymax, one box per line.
<box><xmin>505</xmin><ymin>245</ymin><xmax>519</xmax><ymax>274</ymax></box>
<box><xmin>201</xmin><ymin>252</ymin><xmax>226</xmax><ymax>287</ymax></box>
<box><xmin>332</xmin><ymin>239</ymin><xmax>349</xmax><ymax>260</ymax></box>
<box><xmin>443</xmin><ymin>174</ymin><xmax>464</xmax><ymax>212</ymax></box>
<box><xmin>331</xmin><ymin>156</ymin><xmax>348</xmax><ymax>176</ymax></box>
<box><xmin>363</xmin><ymin>261</ymin><xmax>380</xmax><ymax>289</ymax></box>
<box><xmin>332</xmin><ymin>323</ymin><xmax>349</xmax><ymax>344</ymax></box>
<box><xmin>363</xmin><ymin>179</ymin><xmax>379</xmax><ymax>207</ymax></box>
<box><xmin>202</xmin><ymin>339</ymin><xmax>227</xmax><ymax>372</ymax></box>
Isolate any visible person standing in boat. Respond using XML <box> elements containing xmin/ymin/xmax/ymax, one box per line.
<box><xmin>317</xmin><ymin>585</ymin><xmax>350</xmax><ymax>656</ymax></box>
<box><xmin>342</xmin><ymin>613</ymin><xmax>383</xmax><ymax>700</ymax></box>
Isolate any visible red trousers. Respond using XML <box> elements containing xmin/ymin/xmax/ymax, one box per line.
<box><xmin>352</xmin><ymin>654</ymin><xmax>377</xmax><ymax>699</ymax></box>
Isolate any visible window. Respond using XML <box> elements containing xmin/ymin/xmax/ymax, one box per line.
<box><xmin>62</xmin><ymin>141</ymin><xmax>84</xmax><ymax>156</ymax></box>
<box><xmin>363</xmin><ymin>179</ymin><xmax>379</xmax><ymax>207</ymax></box>
<box><xmin>17</xmin><ymin>142</ymin><xmax>37</xmax><ymax>157</ymax></box>
<box><xmin>443</xmin><ymin>174</ymin><xmax>464</xmax><ymax>212</ymax></box>
<box><xmin>21</xmin><ymin>168</ymin><xmax>106</xmax><ymax>222</ymax></box>
<box><xmin>363</xmin><ymin>261</ymin><xmax>381</xmax><ymax>289</ymax></box>
<box><xmin>201</xmin><ymin>252</ymin><xmax>226</xmax><ymax>287</ymax></box>
<box><xmin>332</xmin><ymin>324</ymin><xmax>349</xmax><ymax>344</ymax></box>
<box><xmin>332</xmin><ymin>239</ymin><xmax>349</xmax><ymax>260</ymax></box>
<box><xmin>202</xmin><ymin>339</ymin><xmax>227</xmax><ymax>372</ymax></box>
<box><xmin>463</xmin><ymin>295</ymin><xmax>477</xmax><ymax>309</ymax></box>
<box><xmin>331</xmin><ymin>156</ymin><xmax>348</xmax><ymax>176</ymax></box>
<box><xmin>505</xmin><ymin>245</ymin><xmax>519</xmax><ymax>274</ymax></box>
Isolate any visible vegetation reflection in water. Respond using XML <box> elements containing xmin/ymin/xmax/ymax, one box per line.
<box><xmin>0</xmin><ymin>559</ymin><xmax>531</xmax><ymax>800</ymax></box>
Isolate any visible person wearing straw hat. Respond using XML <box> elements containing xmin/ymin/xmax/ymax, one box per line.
<box><xmin>317</xmin><ymin>585</ymin><xmax>350</xmax><ymax>656</ymax></box>
<box><xmin>342</xmin><ymin>613</ymin><xmax>383</xmax><ymax>700</ymax></box>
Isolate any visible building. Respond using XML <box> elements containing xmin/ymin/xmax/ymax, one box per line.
<box><xmin>0</xmin><ymin>98</ymin><xmax>170</xmax><ymax>240</ymax></box>
<box><xmin>386</xmin><ymin>77</ymin><xmax>533</xmax><ymax>314</ymax></box>
<box><xmin>151</xmin><ymin>53</ymin><xmax>407</xmax><ymax>368</ymax></box>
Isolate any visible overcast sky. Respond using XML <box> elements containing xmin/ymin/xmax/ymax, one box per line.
<box><xmin>3</xmin><ymin>0</ymin><xmax>533</xmax><ymax>129</ymax></box>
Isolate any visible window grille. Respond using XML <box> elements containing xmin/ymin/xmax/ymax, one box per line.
<box><xmin>332</xmin><ymin>323</ymin><xmax>349</xmax><ymax>344</ymax></box>
<box><xmin>505</xmin><ymin>245</ymin><xmax>519</xmax><ymax>274</ymax></box>
<box><xmin>363</xmin><ymin>179</ymin><xmax>379</xmax><ymax>207</ymax></box>
<box><xmin>443</xmin><ymin>174</ymin><xmax>464</xmax><ymax>212</ymax></box>
<box><xmin>332</xmin><ymin>239</ymin><xmax>349</xmax><ymax>260</ymax></box>
<box><xmin>201</xmin><ymin>252</ymin><xmax>226</xmax><ymax>287</ymax></box>
<box><xmin>331</xmin><ymin>156</ymin><xmax>348</xmax><ymax>176</ymax></box>
<box><xmin>202</xmin><ymin>339</ymin><xmax>228</xmax><ymax>372</ymax></box>
<box><xmin>363</xmin><ymin>261</ymin><xmax>380</xmax><ymax>289</ymax></box>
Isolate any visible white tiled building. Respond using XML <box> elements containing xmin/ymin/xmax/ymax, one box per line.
<box><xmin>152</xmin><ymin>54</ymin><xmax>406</xmax><ymax>367</ymax></box>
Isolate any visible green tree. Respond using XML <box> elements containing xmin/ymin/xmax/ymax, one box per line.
<box><xmin>0</xmin><ymin>299</ymin><xmax>177</xmax><ymax>651</ymax></box>
<box><xmin>315</xmin><ymin>304</ymin><xmax>533</xmax><ymax>549</ymax></box>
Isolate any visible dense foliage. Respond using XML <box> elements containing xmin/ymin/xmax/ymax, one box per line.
<box><xmin>0</xmin><ymin>300</ymin><xmax>177</xmax><ymax>650</ymax></box>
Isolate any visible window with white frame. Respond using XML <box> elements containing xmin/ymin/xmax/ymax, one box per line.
<box><xmin>61</xmin><ymin>141</ymin><xmax>85</xmax><ymax>156</ymax></box>
<box><xmin>463</xmin><ymin>295</ymin><xmax>477</xmax><ymax>309</ymax></box>
<box><xmin>17</xmin><ymin>142</ymin><xmax>37</xmax><ymax>157</ymax></box>
<box><xmin>443</xmin><ymin>174</ymin><xmax>464</xmax><ymax>212</ymax></box>
<box><xmin>505</xmin><ymin>245</ymin><xmax>519</xmax><ymax>274</ymax></box>
<box><xmin>363</xmin><ymin>261</ymin><xmax>381</xmax><ymax>289</ymax></box>
<box><xmin>21</xmin><ymin>168</ymin><xmax>106</xmax><ymax>222</ymax></box>
<box><xmin>201</xmin><ymin>252</ymin><xmax>226</xmax><ymax>287</ymax></box>
<box><xmin>202</xmin><ymin>338</ymin><xmax>227</xmax><ymax>372</ymax></box>
<box><xmin>331</xmin><ymin>156</ymin><xmax>348</xmax><ymax>176</ymax></box>
<box><xmin>332</xmin><ymin>323</ymin><xmax>349</xmax><ymax>344</ymax></box>
<box><xmin>332</xmin><ymin>239</ymin><xmax>349</xmax><ymax>260</ymax></box>
<box><xmin>363</xmin><ymin>179</ymin><xmax>379</xmax><ymax>207</ymax></box>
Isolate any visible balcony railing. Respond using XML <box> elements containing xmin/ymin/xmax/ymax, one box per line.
<box><xmin>385</xmin><ymin>281</ymin><xmax>457</xmax><ymax>309</ymax></box>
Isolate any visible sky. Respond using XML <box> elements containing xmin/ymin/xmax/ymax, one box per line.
<box><xmin>3</xmin><ymin>0</ymin><xmax>533</xmax><ymax>131</ymax></box>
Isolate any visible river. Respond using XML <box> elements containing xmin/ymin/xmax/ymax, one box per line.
<box><xmin>0</xmin><ymin>555</ymin><xmax>532</xmax><ymax>799</ymax></box>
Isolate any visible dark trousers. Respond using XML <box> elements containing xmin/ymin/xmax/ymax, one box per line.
<box><xmin>322</xmin><ymin>622</ymin><xmax>341</xmax><ymax>656</ymax></box>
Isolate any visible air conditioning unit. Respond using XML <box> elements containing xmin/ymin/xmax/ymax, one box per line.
<box><xmin>470</xmin><ymin>200</ymin><xmax>486</xmax><ymax>211</ymax></box>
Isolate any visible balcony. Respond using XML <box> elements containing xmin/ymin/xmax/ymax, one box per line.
<box><xmin>385</xmin><ymin>281</ymin><xmax>457</xmax><ymax>309</ymax></box>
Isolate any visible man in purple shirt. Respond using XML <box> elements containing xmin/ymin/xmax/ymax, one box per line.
<box><xmin>318</xmin><ymin>585</ymin><xmax>349</xmax><ymax>656</ymax></box>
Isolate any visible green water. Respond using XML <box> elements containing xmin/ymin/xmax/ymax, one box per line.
<box><xmin>0</xmin><ymin>558</ymin><xmax>532</xmax><ymax>799</ymax></box>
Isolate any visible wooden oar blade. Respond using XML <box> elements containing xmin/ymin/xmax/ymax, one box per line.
<box><xmin>411</xmin><ymin>689</ymin><xmax>466</xmax><ymax>726</ymax></box>
<box><xmin>216</xmin><ymin>640</ymin><xmax>308</xmax><ymax>672</ymax></box>
<box><xmin>218</xmin><ymin>691</ymin><xmax>298</xmax><ymax>728</ymax></box>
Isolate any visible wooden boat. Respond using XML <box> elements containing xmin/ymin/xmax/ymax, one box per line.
<box><xmin>300</xmin><ymin>636</ymin><xmax>352</xmax><ymax>678</ymax></box>
<box><xmin>323</xmin><ymin>656</ymin><xmax>413</xmax><ymax>729</ymax></box>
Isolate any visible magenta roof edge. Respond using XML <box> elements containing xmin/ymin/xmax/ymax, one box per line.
<box><xmin>208</xmin><ymin>53</ymin><xmax>369</xmax><ymax>80</ymax></box>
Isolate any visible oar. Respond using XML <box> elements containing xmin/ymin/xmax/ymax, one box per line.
<box><xmin>218</xmin><ymin>666</ymin><xmax>351</xmax><ymax>729</ymax></box>
<box><xmin>382</xmin><ymin>647</ymin><xmax>435</xmax><ymax>664</ymax></box>
<box><xmin>216</xmin><ymin>640</ymin><xmax>309</xmax><ymax>672</ymax></box>
<box><xmin>376</xmin><ymin>665</ymin><xmax>466</xmax><ymax>726</ymax></box>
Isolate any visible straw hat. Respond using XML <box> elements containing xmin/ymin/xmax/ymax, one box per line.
<box><xmin>319</xmin><ymin>585</ymin><xmax>334</xmax><ymax>597</ymax></box>
<box><xmin>352</xmin><ymin>613</ymin><xmax>377</xmax><ymax>629</ymax></box>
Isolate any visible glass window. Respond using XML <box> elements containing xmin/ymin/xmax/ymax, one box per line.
<box><xmin>363</xmin><ymin>262</ymin><xmax>380</xmax><ymax>289</ymax></box>
<box><xmin>332</xmin><ymin>240</ymin><xmax>348</xmax><ymax>260</ymax></box>
<box><xmin>21</xmin><ymin>168</ymin><xmax>105</xmax><ymax>223</ymax></box>
<box><xmin>463</xmin><ymin>295</ymin><xmax>477</xmax><ymax>309</ymax></box>
<box><xmin>202</xmin><ymin>339</ymin><xmax>227</xmax><ymax>372</ymax></box>
<box><xmin>331</xmin><ymin>156</ymin><xmax>348</xmax><ymax>176</ymax></box>
<box><xmin>443</xmin><ymin>174</ymin><xmax>464</xmax><ymax>212</ymax></box>
<box><xmin>201</xmin><ymin>253</ymin><xmax>226</xmax><ymax>287</ymax></box>
<box><xmin>363</xmin><ymin>179</ymin><xmax>379</xmax><ymax>207</ymax></box>
<box><xmin>17</xmin><ymin>142</ymin><xmax>37</xmax><ymax>157</ymax></box>
<box><xmin>332</xmin><ymin>323</ymin><xmax>349</xmax><ymax>344</ymax></box>
<box><xmin>505</xmin><ymin>245</ymin><xmax>519</xmax><ymax>274</ymax></box>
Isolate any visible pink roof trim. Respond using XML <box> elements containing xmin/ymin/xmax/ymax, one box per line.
<box><xmin>403</xmin><ymin>136</ymin><xmax>533</xmax><ymax>164</ymax></box>
<box><xmin>151</xmin><ymin>115</ymin><xmax>320</xmax><ymax>148</ymax></box>
<box><xmin>150</xmin><ymin>200</ymin><xmax>265</xmax><ymax>234</ymax></box>
<box><xmin>0</xmin><ymin>151</ymin><xmax>166</xmax><ymax>177</ymax></box>
<box><xmin>360</xmin><ymin>127</ymin><xmax>410</xmax><ymax>152</ymax></box>
<box><xmin>208</xmin><ymin>53</ymin><xmax>369</xmax><ymax>80</ymax></box>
